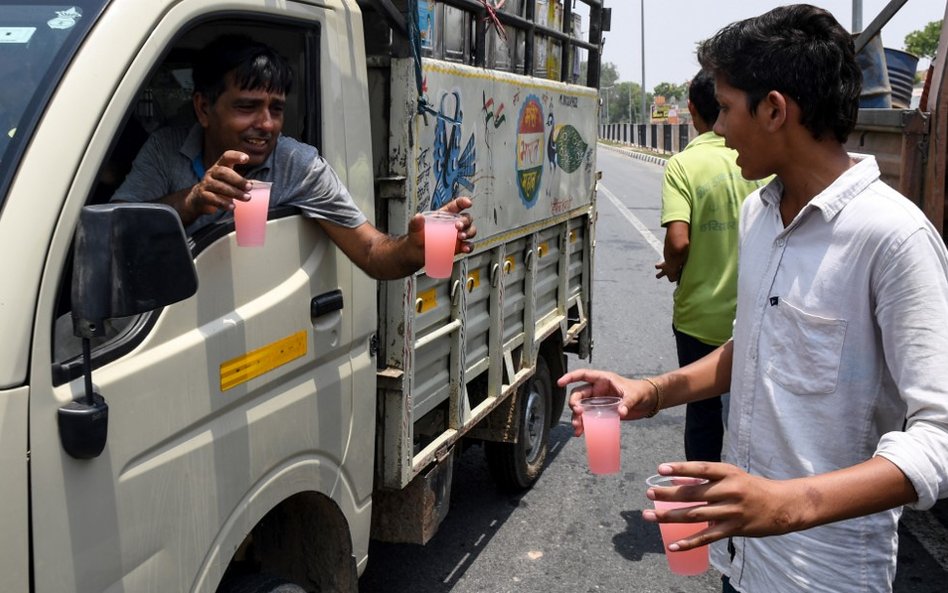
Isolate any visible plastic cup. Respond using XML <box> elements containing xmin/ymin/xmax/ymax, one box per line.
<box><xmin>234</xmin><ymin>180</ymin><xmax>272</xmax><ymax>246</ymax></box>
<box><xmin>578</xmin><ymin>396</ymin><xmax>622</xmax><ymax>474</ymax></box>
<box><xmin>422</xmin><ymin>211</ymin><xmax>460</xmax><ymax>278</ymax></box>
<box><xmin>645</xmin><ymin>474</ymin><xmax>710</xmax><ymax>575</ymax></box>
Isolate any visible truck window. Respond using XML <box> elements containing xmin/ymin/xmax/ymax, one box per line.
<box><xmin>0</xmin><ymin>2</ymin><xmax>105</xmax><ymax>209</ymax></box>
<box><xmin>51</xmin><ymin>18</ymin><xmax>320</xmax><ymax>381</ymax></box>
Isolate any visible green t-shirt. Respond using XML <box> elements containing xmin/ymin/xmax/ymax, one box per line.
<box><xmin>661</xmin><ymin>131</ymin><xmax>768</xmax><ymax>346</ymax></box>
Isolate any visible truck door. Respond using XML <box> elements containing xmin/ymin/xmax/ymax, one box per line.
<box><xmin>25</xmin><ymin>5</ymin><xmax>371</xmax><ymax>592</ymax></box>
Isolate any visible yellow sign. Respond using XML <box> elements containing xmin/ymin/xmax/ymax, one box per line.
<box><xmin>220</xmin><ymin>331</ymin><xmax>308</xmax><ymax>391</ymax></box>
<box><xmin>651</xmin><ymin>104</ymin><xmax>669</xmax><ymax>121</ymax></box>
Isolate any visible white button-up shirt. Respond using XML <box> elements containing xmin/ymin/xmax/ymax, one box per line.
<box><xmin>713</xmin><ymin>156</ymin><xmax>948</xmax><ymax>593</ymax></box>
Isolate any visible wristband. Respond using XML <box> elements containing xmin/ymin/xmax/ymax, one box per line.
<box><xmin>643</xmin><ymin>377</ymin><xmax>664</xmax><ymax>418</ymax></box>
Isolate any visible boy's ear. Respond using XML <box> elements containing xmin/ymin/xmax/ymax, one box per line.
<box><xmin>761</xmin><ymin>90</ymin><xmax>788</xmax><ymax>131</ymax></box>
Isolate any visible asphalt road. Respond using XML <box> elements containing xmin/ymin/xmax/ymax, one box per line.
<box><xmin>358</xmin><ymin>145</ymin><xmax>948</xmax><ymax>593</ymax></box>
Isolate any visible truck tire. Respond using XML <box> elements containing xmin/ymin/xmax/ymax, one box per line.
<box><xmin>218</xmin><ymin>574</ymin><xmax>307</xmax><ymax>593</ymax></box>
<box><xmin>485</xmin><ymin>357</ymin><xmax>552</xmax><ymax>491</ymax></box>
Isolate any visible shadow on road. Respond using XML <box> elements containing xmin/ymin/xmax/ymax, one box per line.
<box><xmin>358</xmin><ymin>422</ymin><xmax>575</xmax><ymax>592</ymax></box>
<box><xmin>612</xmin><ymin>509</ymin><xmax>665</xmax><ymax>562</ymax></box>
<box><xmin>895</xmin><ymin>503</ymin><xmax>948</xmax><ymax>592</ymax></box>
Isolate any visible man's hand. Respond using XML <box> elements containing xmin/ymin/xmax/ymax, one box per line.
<box><xmin>323</xmin><ymin>196</ymin><xmax>477</xmax><ymax>281</ymax></box>
<box><xmin>655</xmin><ymin>259</ymin><xmax>683</xmax><ymax>282</ymax></box>
<box><xmin>557</xmin><ymin>369</ymin><xmax>661</xmax><ymax>436</ymax></box>
<box><xmin>406</xmin><ymin>197</ymin><xmax>477</xmax><ymax>256</ymax></box>
<box><xmin>640</xmin><ymin>456</ymin><xmax>918</xmax><ymax>553</ymax></box>
<box><xmin>179</xmin><ymin>150</ymin><xmax>252</xmax><ymax>224</ymax></box>
<box><xmin>641</xmin><ymin>462</ymin><xmax>803</xmax><ymax>552</ymax></box>
<box><xmin>657</xmin><ymin>220</ymin><xmax>689</xmax><ymax>282</ymax></box>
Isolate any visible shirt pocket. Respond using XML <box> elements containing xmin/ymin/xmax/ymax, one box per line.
<box><xmin>765</xmin><ymin>299</ymin><xmax>847</xmax><ymax>395</ymax></box>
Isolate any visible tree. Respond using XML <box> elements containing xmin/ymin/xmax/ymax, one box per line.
<box><xmin>599</xmin><ymin>61</ymin><xmax>620</xmax><ymax>89</ymax></box>
<box><xmin>610</xmin><ymin>81</ymin><xmax>646</xmax><ymax>123</ymax></box>
<box><xmin>652</xmin><ymin>81</ymin><xmax>689</xmax><ymax>102</ymax></box>
<box><xmin>904</xmin><ymin>20</ymin><xmax>941</xmax><ymax>60</ymax></box>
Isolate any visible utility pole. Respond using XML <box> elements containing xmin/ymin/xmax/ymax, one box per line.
<box><xmin>601</xmin><ymin>85</ymin><xmax>614</xmax><ymax>125</ymax></box>
<box><xmin>852</xmin><ymin>0</ymin><xmax>863</xmax><ymax>31</ymax></box>
<box><xmin>640</xmin><ymin>0</ymin><xmax>647</xmax><ymax>124</ymax></box>
<box><xmin>629</xmin><ymin>83</ymin><xmax>633</xmax><ymax>123</ymax></box>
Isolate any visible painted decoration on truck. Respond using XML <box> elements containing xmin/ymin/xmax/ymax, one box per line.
<box><xmin>431</xmin><ymin>90</ymin><xmax>477</xmax><ymax>209</ymax></box>
<box><xmin>482</xmin><ymin>91</ymin><xmax>507</xmax><ymax>129</ymax></box>
<box><xmin>516</xmin><ymin>95</ymin><xmax>544</xmax><ymax>208</ymax></box>
<box><xmin>546</xmin><ymin>111</ymin><xmax>588</xmax><ymax>174</ymax></box>
<box><xmin>395</xmin><ymin>59</ymin><xmax>598</xmax><ymax>239</ymax></box>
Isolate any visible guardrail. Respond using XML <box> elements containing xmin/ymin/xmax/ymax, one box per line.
<box><xmin>598</xmin><ymin>122</ymin><xmax>697</xmax><ymax>155</ymax></box>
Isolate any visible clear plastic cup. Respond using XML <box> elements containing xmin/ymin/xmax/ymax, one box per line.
<box><xmin>645</xmin><ymin>474</ymin><xmax>710</xmax><ymax>575</ymax></box>
<box><xmin>234</xmin><ymin>180</ymin><xmax>271</xmax><ymax>247</ymax></box>
<box><xmin>579</xmin><ymin>396</ymin><xmax>622</xmax><ymax>474</ymax></box>
<box><xmin>422</xmin><ymin>211</ymin><xmax>460</xmax><ymax>278</ymax></box>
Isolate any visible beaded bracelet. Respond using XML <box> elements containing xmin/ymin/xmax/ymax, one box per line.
<box><xmin>643</xmin><ymin>377</ymin><xmax>664</xmax><ymax>418</ymax></box>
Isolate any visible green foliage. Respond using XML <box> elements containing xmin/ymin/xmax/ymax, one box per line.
<box><xmin>600</xmin><ymin>62</ymin><xmax>620</xmax><ymax>88</ymax></box>
<box><xmin>904</xmin><ymin>20</ymin><xmax>941</xmax><ymax>59</ymax></box>
<box><xmin>652</xmin><ymin>81</ymin><xmax>688</xmax><ymax>101</ymax></box>
<box><xmin>601</xmin><ymin>81</ymin><xmax>651</xmax><ymax>124</ymax></box>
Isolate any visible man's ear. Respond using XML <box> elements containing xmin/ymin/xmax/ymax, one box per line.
<box><xmin>193</xmin><ymin>93</ymin><xmax>211</xmax><ymax>127</ymax></box>
<box><xmin>761</xmin><ymin>90</ymin><xmax>788</xmax><ymax>131</ymax></box>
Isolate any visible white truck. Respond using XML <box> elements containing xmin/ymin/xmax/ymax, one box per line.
<box><xmin>0</xmin><ymin>1</ymin><xmax>605</xmax><ymax>591</ymax></box>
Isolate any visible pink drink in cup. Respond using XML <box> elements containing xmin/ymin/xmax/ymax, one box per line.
<box><xmin>645</xmin><ymin>474</ymin><xmax>710</xmax><ymax>575</ymax></box>
<box><xmin>579</xmin><ymin>396</ymin><xmax>621</xmax><ymax>474</ymax></box>
<box><xmin>422</xmin><ymin>211</ymin><xmax>460</xmax><ymax>278</ymax></box>
<box><xmin>234</xmin><ymin>180</ymin><xmax>271</xmax><ymax>246</ymax></box>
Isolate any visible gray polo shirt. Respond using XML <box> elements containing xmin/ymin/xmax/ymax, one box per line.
<box><xmin>112</xmin><ymin>124</ymin><xmax>367</xmax><ymax>235</ymax></box>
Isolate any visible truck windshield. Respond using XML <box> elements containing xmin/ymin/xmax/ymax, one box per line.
<box><xmin>0</xmin><ymin>2</ymin><xmax>106</xmax><ymax>210</ymax></box>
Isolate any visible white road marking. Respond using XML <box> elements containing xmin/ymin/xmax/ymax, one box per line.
<box><xmin>442</xmin><ymin>551</ymin><xmax>471</xmax><ymax>583</ymax></box>
<box><xmin>598</xmin><ymin>182</ymin><xmax>664</xmax><ymax>257</ymax></box>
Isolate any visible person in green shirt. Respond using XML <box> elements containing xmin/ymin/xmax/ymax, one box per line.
<box><xmin>655</xmin><ymin>68</ymin><xmax>768</xmax><ymax>462</ymax></box>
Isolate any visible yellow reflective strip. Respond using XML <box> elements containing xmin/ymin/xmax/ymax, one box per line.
<box><xmin>220</xmin><ymin>331</ymin><xmax>308</xmax><ymax>391</ymax></box>
<box><xmin>468</xmin><ymin>269</ymin><xmax>481</xmax><ymax>289</ymax></box>
<box><xmin>417</xmin><ymin>288</ymin><xmax>438</xmax><ymax>314</ymax></box>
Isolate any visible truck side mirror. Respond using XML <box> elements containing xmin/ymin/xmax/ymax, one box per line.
<box><xmin>59</xmin><ymin>203</ymin><xmax>198</xmax><ymax>459</ymax></box>
<box><xmin>71</xmin><ymin>203</ymin><xmax>198</xmax><ymax>335</ymax></box>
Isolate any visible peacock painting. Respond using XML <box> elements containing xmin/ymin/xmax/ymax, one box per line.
<box><xmin>546</xmin><ymin>112</ymin><xmax>588</xmax><ymax>174</ymax></box>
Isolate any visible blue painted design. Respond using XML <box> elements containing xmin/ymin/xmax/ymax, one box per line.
<box><xmin>432</xmin><ymin>90</ymin><xmax>476</xmax><ymax>210</ymax></box>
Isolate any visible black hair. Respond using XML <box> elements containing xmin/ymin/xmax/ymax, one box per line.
<box><xmin>688</xmin><ymin>69</ymin><xmax>719</xmax><ymax>126</ymax></box>
<box><xmin>697</xmin><ymin>4</ymin><xmax>861</xmax><ymax>143</ymax></box>
<box><xmin>192</xmin><ymin>34</ymin><xmax>293</xmax><ymax>104</ymax></box>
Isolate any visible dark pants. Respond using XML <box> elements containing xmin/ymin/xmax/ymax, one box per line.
<box><xmin>722</xmin><ymin>576</ymin><xmax>740</xmax><ymax>593</ymax></box>
<box><xmin>673</xmin><ymin>326</ymin><xmax>725</xmax><ymax>462</ymax></box>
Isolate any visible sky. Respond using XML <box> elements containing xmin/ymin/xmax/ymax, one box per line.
<box><xmin>588</xmin><ymin>1</ymin><xmax>945</xmax><ymax>90</ymax></box>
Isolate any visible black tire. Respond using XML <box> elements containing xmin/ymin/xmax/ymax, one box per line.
<box><xmin>218</xmin><ymin>574</ymin><xmax>308</xmax><ymax>593</ymax></box>
<box><xmin>484</xmin><ymin>357</ymin><xmax>553</xmax><ymax>491</ymax></box>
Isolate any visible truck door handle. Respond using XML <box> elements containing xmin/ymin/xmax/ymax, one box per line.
<box><xmin>311</xmin><ymin>289</ymin><xmax>344</xmax><ymax>319</ymax></box>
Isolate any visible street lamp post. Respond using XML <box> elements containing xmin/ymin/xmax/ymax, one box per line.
<box><xmin>629</xmin><ymin>83</ymin><xmax>633</xmax><ymax>124</ymax></box>
<box><xmin>601</xmin><ymin>84</ymin><xmax>613</xmax><ymax>126</ymax></box>
<box><xmin>641</xmin><ymin>0</ymin><xmax>646</xmax><ymax>124</ymax></box>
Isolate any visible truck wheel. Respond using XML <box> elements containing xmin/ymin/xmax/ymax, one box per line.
<box><xmin>218</xmin><ymin>574</ymin><xmax>307</xmax><ymax>593</ymax></box>
<box><xmin>485</xmin><ymin>357</ymin><xmax>552</xmax><ymax>491</ymax></box>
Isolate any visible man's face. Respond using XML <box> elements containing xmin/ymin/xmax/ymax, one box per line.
<box><xmin>195</xmin><ymin>72</ymin><xmax>285</xmax><ymax>167</ymax></box>
<box><xmin>712</xmin><ymin>74</ymin><xmax>771</xmax><ymax>181</ymax></box>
